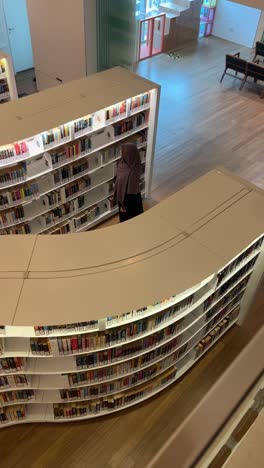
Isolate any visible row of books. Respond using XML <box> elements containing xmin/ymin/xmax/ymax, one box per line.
<box><xmin>203</xmin><ymin>275</ymin><xmax>250</xmax><ymax>312</ymax></box>
<box><xmin>204</xmin><ymin>300</ymin><xmax>240</xmax><ymax>335</ymax></box>
<box><xmin>0</xmin><ymin>357</ymin><xmax>25</xmax><ymax>373</ymax></box>
<box><xmin>0</xmin><ymin>389</ymin><xmax>35</xmax><ymax>404</ymax></box>
<box><xmin>30</xmin><ymin>315</ymin><xmax>185</xmax><ymax>357</ymax></box>
<box><xmin>0</xmin><ymin>374</ymin><xmax>28</xmax><ymax>389</ymax></box>
<box><xmin>0</xmin><ymin>206</ymin><xmax>25</xmax><ymax>228</ymax></box>
<box><xmin>130</xmin><ymin>93</ymin><xmax>150</xmax><ymax>110</ymax></box>
<box><xmin>34</xmin><ymin>321</ymin><xmax>99</xmax><ymax>336</ymax></box>
<box><xmin>218</xmin><ymin>257</ymin><xmax>257</xmax><ymax>297</ymax></box>
<box><xmin>106</xmin><ymin>101</ymin><xmax>126</xmax><ymax>121</ymax></box>
<box><xmin>74</xmin><ymin>326</ymin><xmax>184</xmax><ymax>370</ymax></box>
<box><xmin>39</xmin><ymin>197</ymin><xmax>113</xmax><ymax>235</ymax></box>
<box><xmin>74</xmin><ymin>116</ymin><xmax>93</xmax><ymax>134</ymax></box>
<box><xmin>106</xmin><ymin>290</ymin><xmax>193</xmax><ymax>327</ymax></box>
<box><xmin>0</xmin><ymin>223</ymin><xmax>31</xmax><ymax>235</ymax></box>
<box><xmin>113</xmin><ymin>112</ymin><xmax>148</xmax><ymax>137</ymax></box>
<box><xmin>0</xmin><ymin>163</ymin><xmax>26</xmax><ymax>187</ymax></box>
<box><xmin>60</xmin><ymin>352</ymin><xmax>178</xmax><ymax>401</ymax></box>
<box><xmin>52</xmin><ymin>158</ymin><xmax>91</xmax><ymax>185</ymax></box>
<box><xmin>0</xmin><ymin>93</ymin><xmax>149</xmax><ymax>164</ymax></box>
<box><xmin>67</xmin><ymin>341</ymin><xmax>188</xmax><ymax>387</ymax></box>
<box><xmin>194</xmin><ymin>307</ymin><xmax>240</xmax><ymax>358</ymax></box>
<box><xmin>45</xmin><ymin>136</ymin><xmax>92</xmax><ymax>168</ymax></box>
<box><xmin>54</xmin><ymin>367</ymin><xmax>177</xmax><ymax>418</ymax></box>
<box><xmin>0</xmin><ymin>83</ymin><xmax>9</xmax><ymax>95</ymax></box>
<box><xmin>0</xmin><ymin>142</ymin><xmax>28</xmax><ymax>162</ymax></box>
<box><xmin>72</xmin><ymin>200</ymin><xmax>108</xmax><ymax>231</ymax></box>
<box><xmin>0</xmin><ymin>183</ymin><xmax>39</xmax><ymax>210</ymax></box>
<box><xmin>40</xmin><ymin>186</ymin><xmax>112</xmax><ymax>232</ymax></box>
<box><xmin>0</xmin><ymin>404</ymin><xmax>26</xmax><ymax>424</ymax></box>
<box><xmin>217</xmin><ymin>236</ymin><xmax>263</xmax><ymax>286</ymax></box>
<box><xmin>41</xmin><ymin>124</ymin><xmax>70</xmax><ymax>147</ymax></box>
<box><xmin>205</xmin><ymin>290</ymin><xmax>244</xmax><ymax>323</ymax></box>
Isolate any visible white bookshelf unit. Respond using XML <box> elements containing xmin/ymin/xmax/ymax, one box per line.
<box><xmin>0</xmin><ymin>67</ymin><xmax>160</xmax><ymax>234</ymax></box>
<box><xmin>0</xmin><ymin>51</ymin><xmax>17</xmax><ymax>104</ymax></box>
<box><xmin>0</xmin><ymin>168</ymin><xmax>264</xmax><ymax>427</ymax></box>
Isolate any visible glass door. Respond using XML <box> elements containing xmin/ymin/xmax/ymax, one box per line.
<box><xmin>139</xmin><ymin>18</ymin><xmax>154</xmax><ymax>60</ymax></box>
<box><xmin>151</xmin><ymin>15</ymin><xmax>165</xmax><ymax>56</ymax></box>
<box><xmin>139</xmin><ymin>14</ymin><xmax>165</xmax><ymax>61</ymax></box>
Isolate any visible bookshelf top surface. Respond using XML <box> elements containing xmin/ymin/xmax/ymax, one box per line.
<box><xmin>0</xmin><ymin>169</ymin><xmax>263</xmax><ymax>326</ymax></box>
<box><xmin>0</xmin><ymin>67</ymin><xmax>160</xmax><ymax>146</ymax></box>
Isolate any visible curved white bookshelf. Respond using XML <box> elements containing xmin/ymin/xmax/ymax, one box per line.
<box><xmin>1</xmin><ymin>168</ymin><xmax>264</xmax><ymax>426</ymax></box>
<box><xmin>0</xmin><ymin>68</ymin><xmax>158</xmax><ymax>235</ymax></box>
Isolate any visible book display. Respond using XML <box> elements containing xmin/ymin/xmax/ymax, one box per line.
<box><xmin>0</xmin><ymin>168</ymin><xmax>264</xmax><ymax>427</ymax></box>
<box><xmin>0</xmin><ymin>68</ymin><xmax>159</xmax><ymax>234</ymax></box>
<box><xmin>0</xmin><ymin>51</ymin><xmax>17</xmax><ymax>103</ymax></box>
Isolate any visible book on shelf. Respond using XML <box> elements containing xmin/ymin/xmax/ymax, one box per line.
<box><xmin>66</xmin><ymin>341</ymin><xmax>188</xmax><ymax>388</ymax></box>
<box><xmin>0</xmin><ymin>389</ymin><xmax>35</xmax><ymax>404</ymax></box>
<box><xmin>41</xmin><ymin>124</ymin><xmax>70</xmax><ymax>147</ymax></box>
<box><xmin>0</xmin><ymin>82</ymin><xmax>9</xmax><ymax>95</ymax></box>
<box><xmin>217</xmin><ymin>236</ymin><xmax>263</xmax><ymax>286</ymax></box>
<box><xmin>74</xmin><ymin>115</ymin><xmax>93</xmax><ymax>135</ymax></box>
<box><xmin>218</xmin><ymin>257</ymin><xmax>257</xmax><ymax>297</ymax></box>
<box><xmin>194</xmin><ymin>306</ymin><xmax>240</xmax><ymax>358</ymax></box>
<box><xmin>0</xmin><ymin>375</ymin><xmax>29</xmax><ymax>389</ymax></box>
<box><xmin>44</xmin><ymin>136</ymin><xmax>92</xmax><ymax>168</ymax></box>
<box><xmin>106</xmin><ymin>101</ymin><xmax>126</xmax><ymax>121</ymax></box>
<box><xmin>0</xmin><ymin>163</ymin><xmax>26</xmax><ymax>187</ymax></box>
<box><xmin>34</xmin><ymin>320</ymin><xmax>99</xmax><ymax>336</ymax></box>
<box><xmin>74</xmin><ymin>325</ymin><xmax>184</xmax><ymax>370</ymax></box>
<box><xmin>113</xmin><ymin>111</ymin><xmax>148</xmax><ymax>137</ymax></box>
<box><xmin>106</xmin><ymin>293</ymin><xmax>193</xmax><ymax>327</ymax></box>
<box><xmin>60</xmin><ymin>352</ymin><xmax>179</xmax><ymax>401</ymax></box>
<box><xmin>0</xmin><ymin>223</ymin><xmax>31</xmax><ymax>235</ymax></box>
<box><xmin>54</xmin><ymin>366</ymin><xmax>177</xmax><ymax>418</ymax></box>
<box><xmin>0</xmin><ymin>357</ymin><xmax>25</xmax><ymax>373</ymax></box>
<box><xmin>30</xmin><ymin>338</ymin><xmax>50</xmax><ymax>355</ymax></box>
<box><xmin>0</xmin><ymin>206</ymin><xmax>25</xmax><ymax>228</ymax></box>
<box><xmin>130</xmin><ymin>93</ymin><xmax>150</xmax><ymax>110</ymax></box>
<box><xmin>0</xmin><ymin>183</ymin><xmax>39</xmax><ymax>209</ymax></box>
<box><xmin>0</xmin><ymin>404</ymin><xmax>26</xmax><ymax>424</ymax></box>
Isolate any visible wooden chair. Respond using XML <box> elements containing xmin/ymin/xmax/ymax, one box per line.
<box><xmin>253</xmin><ymin>41</ymin><xmax>264</xmax><ymax>62</ymax></box>
<box><xmin>220</xmin><ymin>53</ymin><xmax>248</xmax><ymax>90</ymax></box>
<box><xmin>245</xmin><ymin>61</ymin><xmax>264</xmax><ymax>98</ymax></box>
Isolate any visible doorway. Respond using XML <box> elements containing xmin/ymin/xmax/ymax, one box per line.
<box><xmin>139</xmin><ymin>14</ymin><xmax>166</xmax><ymax>61</ymax></box>
<box><xmin>3</xmin><ymin>0</ymin><xmax>33</xmax><ymax>73</ymax></box>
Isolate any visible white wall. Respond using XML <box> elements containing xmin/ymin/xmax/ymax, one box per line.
<box><xmin>213</xmin><ymin>0</ymin><xmax>261</xmax><ymax>48</ymax></box>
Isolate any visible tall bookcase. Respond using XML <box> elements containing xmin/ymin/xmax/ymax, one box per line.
<box><xmin>0</xmin><ymin>67</ymin><xmax>160</xmax><ymax>234</ymax></box>
<box><xmin>0</xmin><ymin>169</ymin><xmax>264</xmax><ymax>427</ymax></box>
<box><xmin>0</xmin><ymin>51</ymin><xmax>17</xmax><ymax>103</ymax></box>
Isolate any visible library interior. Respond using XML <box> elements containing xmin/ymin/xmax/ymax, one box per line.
<box><xmin>0</xmin><ymin>1</ymin><xmax>264</xmax><ymax>467</ymax></box>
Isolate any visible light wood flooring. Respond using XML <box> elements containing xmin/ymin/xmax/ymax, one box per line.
<box><xmin>1</xmin><ymin>37</ymin><xmax>264</xmax><ymax>468</ymax></box>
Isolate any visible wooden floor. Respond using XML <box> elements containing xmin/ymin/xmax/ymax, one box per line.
<box><xmin>2</xmin><ymin>37</ymin><xmax>264</xmax><ymax>468</ymax></box>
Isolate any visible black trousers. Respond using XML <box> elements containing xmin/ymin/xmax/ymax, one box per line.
<box><xmin>118</xmin><ymin>193</ymin><xmax>143</xmax><ymax>223</ymax></box>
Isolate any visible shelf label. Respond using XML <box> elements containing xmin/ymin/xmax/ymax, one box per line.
<box><xmin>25</xmin><ymin>134</ymin><xmax>44</xmax><ymax>157</ymax></box>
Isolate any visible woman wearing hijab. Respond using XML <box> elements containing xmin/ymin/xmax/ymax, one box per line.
<box><xmin>114</xmin><ymin>143</ymin><xmax>143</xmax><ymax>223</ymax></box>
